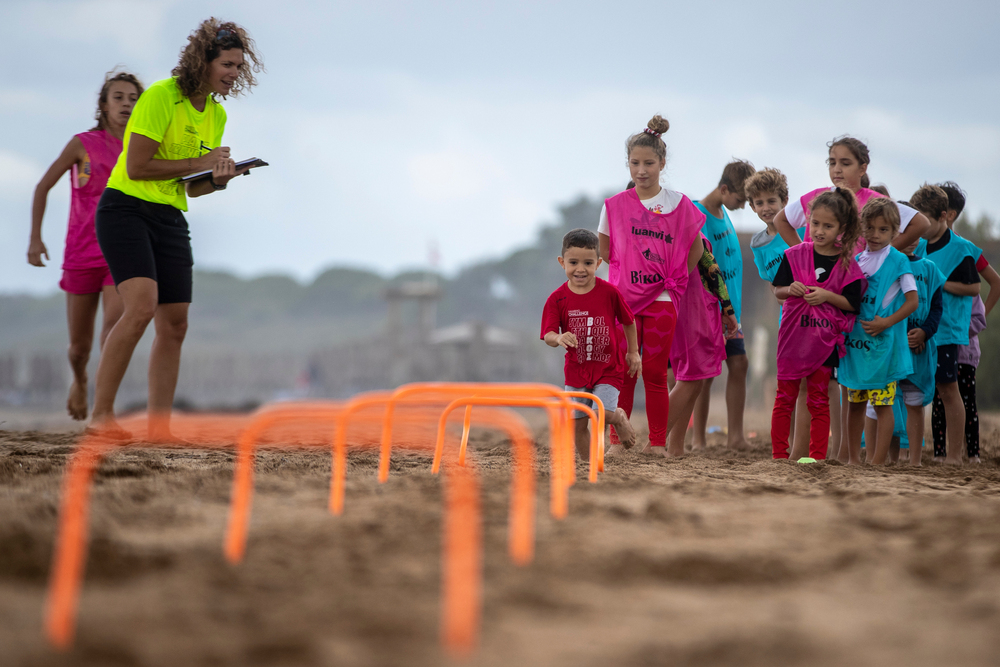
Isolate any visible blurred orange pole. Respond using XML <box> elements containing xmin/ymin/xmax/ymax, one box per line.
<box><xmin>442</xmin><ymin>462</ymin><xmax>481</xmax><ymax>657</ymax></box>
<box><xmin>44</xmin><ymin>436</ymin><xmax>112</xmax><ymax>649</ymax></box>
<box><xmin>225</xmin><ymin>402</ymin><xmax>346</xmax><ymax>563</ymax></box>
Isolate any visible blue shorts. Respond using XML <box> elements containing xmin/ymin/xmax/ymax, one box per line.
<box><xmin>725</xmin><ymin>335</ymin><xmax>746</xmax><ymax>358</ymax></box>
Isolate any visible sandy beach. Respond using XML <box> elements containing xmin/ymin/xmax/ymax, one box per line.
<box><xmin>2</xmin><ymin>411</ymin><xmax>1000</xmax><ymax>667</ymax></box>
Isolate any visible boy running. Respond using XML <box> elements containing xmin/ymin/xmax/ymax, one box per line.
<box><xmin>541</xmin><ymin>229</ymin><xmax>641</xmax><ymax>459</ymax></box>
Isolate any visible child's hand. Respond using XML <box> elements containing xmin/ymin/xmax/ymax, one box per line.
<box><xmin>722</xmin><ymin>313</ymin><xmax>740</xmax><ymax>340</ymax></box>
<box><xmin>908</xmin><ymin>328</ymin><xmax>927</xmax><ymax>349</ymax></box>
<box><xmin>556</xmin><ymin>332</ymin><xmax>578</xmax><ymax>349</ymax></box>
<box><xmin>861</xmin><ymin>316</ymin><xmax>889</xmax><ymax>337</ymax></box>
<box><xmin>803</xmin><ymin>286</ymin><xmax>830</xmax><ymax>306</ymax></box>
<box><xmin>788</xmin><ymin>281</ymin><xmax>808</xmax><ymax>297</ymax></box>
<box><xmin>626</xmin><ymin>351</ymin><xmax>642</xmax><ymax>378</ymax></box>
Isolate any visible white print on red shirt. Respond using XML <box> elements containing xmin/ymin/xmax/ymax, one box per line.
<box><xmin>567</xmin><ymin>309</ymin><xmax>612</xmax><ymax>364</ymax></box>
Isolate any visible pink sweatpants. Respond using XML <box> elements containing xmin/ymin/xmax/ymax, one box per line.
<box><xmin>615</xmin><ymin>300</ymin><xmax>677</xmax><ymax>448</ymax></box>
<box><xmin>772</xmin><ymin>366</ymin><xmax>832</xmax><ymax>459</ymax></box>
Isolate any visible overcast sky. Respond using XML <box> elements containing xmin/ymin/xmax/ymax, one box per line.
<box><xmin>2</xmin><ymin>0</ymin><xmax>998</xmax><ymax>294</ymax></box>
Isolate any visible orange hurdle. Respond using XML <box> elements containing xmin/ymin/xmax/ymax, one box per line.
<box><xmin>433</xmin><ymin>396</ymin><xmax>597</xmax><ymax>520</ymax></box>
<box><xmin>45</xmin><ymin>411</ymin><xmax>259</xmax><ymax>649</ymax></box>
<box><xmin>378</xmin><ymin>383</ymin><xmax>606</xmax><ymax>490</ymax></box>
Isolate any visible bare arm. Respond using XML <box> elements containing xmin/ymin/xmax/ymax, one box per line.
<box><xmin>126</xmin><ymin>133</ymin><xmax>227</xmax><ymax>181</ymax></box>
<box><xmin>774</xmin><ymin>208</ymin><xmax>802</xmax><ymax>248</ymax></box>
<box><xmin>622</xmin><ymin>321</ymin><xmax>641</xmax><ymax>378</ymax></box>
<box><xmin>820</xmin><ymin>292</ymin><xmax>854</xmax><ymax>311</ymax></box>
<box><xmin>544</xmin><ymin>331</ymin><xmax>577</xmax><ymax>349</ymax></box>
<box><xmin>598</xmin><ymin>232</ymin><xmax>610</xmax><ymax>264</ymax></box>
<box><xmin>979</xmin><ymin>263</ymin><xmax>1000</xmax><ymax>316</ymax></box>
<box><xmin>28</xmin><ymin>136</ymin><xmax>84</xmax><ymax>266</ymax></box>
<box><xmin>862</xmin><ymin>291</ymin><xmax>918</xmax><ymax>337</ymax></box>
<box><xmin>944</xmin><ymin>281</ymin><xmax>981</xmax><ymax>297</ymax></box>
<box><xmin>892</xmin><ymin>212</ymin><xmax>930</xmax><ymax>250</ymax></box>
<box><xmin>687</xmin><ymin>235</ymin><xmax>704</xmax><ymax>274</ymax></box>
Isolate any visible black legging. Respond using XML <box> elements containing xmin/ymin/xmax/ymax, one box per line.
<box><xmin>931</xmin><ymin>363</ymin><xmax>979</xmax><ymax>458</ymax></box>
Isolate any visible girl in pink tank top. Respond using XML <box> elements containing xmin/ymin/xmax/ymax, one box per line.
<box><xmin>598</xmin><ymin>115</ymin><xmax>732</xmax><ymax>457</ymax></box>
<box><xmin>27</xmin><ymin>70</ymin><xmax>143</xmax><ymax>421</ymax></box>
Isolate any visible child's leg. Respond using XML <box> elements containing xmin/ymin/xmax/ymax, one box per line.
<box><xmin>888</xmin><ymin>435</ymin><xmax>900</xmax><ymax>464</ymax></box>
<box><xmin>958</xmin><ymin>364</ymin><xmax>979</xmax><ymax>460</ymax></box>
<box><xmin>845</xmin><ymin>389</ymin><xmax>868</xmax><ymax>465</ymax></box>
<box><xmin>573</xmin><ymin>415</ymin><xmax>590</xmax><ymax>460</ymax></box>
<box><xmin>838</xmin><ymin>384</ymin><xmax>851</xmax><ymax>462</ymax></box>
<box><xmin>770</xmin><ymin>377</ymin><xmax>799</xmax><ymax>459</ymax></box>
<box><xmin>638</xmin><ymin>302</ymin><xmax>677</xmax><ymax>448</ymax></box>
<box><xmin>931</xmin><ymin>388</ymin><xmax>947</xmax><ymax>459</ymax></box>
<box><xmin>863</xmin><ymin>408</ymin><xmax>877</xmax><ymax>464</ymax></box>
<box><xmin>723</xmin><ymin>339</ymin><xmax>750</xmax><ymax>448</ymax></box>
<box><xmin>906</xmin><ymin>404</ymin><xmax>925</xmax><ymax>466</ymax></box>
<box><xmin>937</xmin><ymin>381</ymin><xmax>966</xmax><ymax>464</ymax></box>
<box><xmin>594</xmin><ymin>384</ymin><xmax>632</xmax><ymax>456</ymax></box>
<box><xmin>789</xmin><ymin>380</ymin><xmax>810</xmax><ymax>460</ymax></box>
<box><xmin>805</xmin><ymin>367</ymin><xmax>832</xmax><ymax>459</ymax></box>
<box><xmin>613</xmin><ymin>312</ymin><xmax>647</xmax><ymax>444</ymax></box>
<box><xmin>691</xmin><ymin>378</ymin><xmax>710</xmax><ymax>450</ymax></box>
<box><xmin>829</xmin><ymin>379</ymin><xmax>842</xmax><ymax>459</ymax></box>
<box><xmin>664</xmin><ymin>379</ymin><xmax>704</xmax><ymax>457</ymax></box>
<box><xmin>871</xmin><ymin>402</ymin><xmax>896</xmax><ymax>465</ymax></box>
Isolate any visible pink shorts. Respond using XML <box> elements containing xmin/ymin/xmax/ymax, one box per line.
<box><xmin>60</xmin><ymin>266</ymin><xmax>115</xmax><ymax>295</ymax></box>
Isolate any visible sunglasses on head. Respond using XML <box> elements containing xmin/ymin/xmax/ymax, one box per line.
<box><xmin>215</xmin><ymin>28</ymin><xmax>236</xmax><ymax>43</ymax></box>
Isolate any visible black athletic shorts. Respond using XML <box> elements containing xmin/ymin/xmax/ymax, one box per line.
<box><xmin>935</xmin><ymin>344</ymin><xmax>959</xmax><ymax>385</ymax></box>
<box><xmin>725</xmin><ymin>335</ymin><xmax>746</xmax><ymax>358</ymax></box>
<box><xmin>95</xmin><ymin>188</ymin><xmax>194</xmax><ymax>304</ymax></box>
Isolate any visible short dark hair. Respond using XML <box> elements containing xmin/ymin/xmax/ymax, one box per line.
<box><xmin>936</xmin><ymin>181</ymin><xmax>966</xmax><ymax>215</ymax></box>
<box><xmin>562</xmin><ymin>228</ymin><xmax>599</xmax><ymax>255</ymax></box>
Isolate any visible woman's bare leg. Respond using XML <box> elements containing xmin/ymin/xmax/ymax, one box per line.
<box><xmin>90</xmin><ymin>277</ymin><xmax>158</xmax><ymax>431</ymax></box>
<box><xmin>147</xmin><ymin>302</ymin><xmax>189</xmax><ymax>439</ymax></box>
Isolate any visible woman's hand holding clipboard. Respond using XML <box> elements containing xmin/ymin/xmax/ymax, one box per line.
<box><xmin>177</xmin><ymin>157</ymin><xmax>269</xmax><ymax>184</ymax></box>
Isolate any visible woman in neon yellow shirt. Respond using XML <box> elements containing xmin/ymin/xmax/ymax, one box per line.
<box><xmin>91</xmin><ymin>18</ymin><xmax>263</xmax><ymax>438</ymax></box>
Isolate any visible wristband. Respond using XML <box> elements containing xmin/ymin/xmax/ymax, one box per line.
<box><xmin>210</xmin><ymin>175</ymin><xmax>227</xmax><ymax>191</ymax></box>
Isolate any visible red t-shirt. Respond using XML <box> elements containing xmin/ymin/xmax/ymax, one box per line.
<box><xmin>540</xmin><ymin>278</ymin><xmax>635</xmax><ymax>390</ymax></box>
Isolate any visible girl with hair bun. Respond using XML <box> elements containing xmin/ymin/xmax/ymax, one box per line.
<box><xmin>770</xmin><ymin>188</ymin><xmax>867</xmax><ymax>461</ymax></box>
<box><xmin>90</xmin><ymin>18</ymin><xmax>263</xmax><ymax>439</ymax></box>
<box><xmin>27</xmin><ymin>69</ymin><xmax>143</xmax><ymax>421</ymax></box>
<box><xmin>598</xmin><ymin>115</ymin><xmax>736</xmax><ymax>457</ymax></box>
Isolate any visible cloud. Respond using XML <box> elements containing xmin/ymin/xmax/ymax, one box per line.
<box><xmin>0</xmin><ymin>151</ymin><xmax>42</xmax><ymax>198</ymax></box>
<box><xmin>9</xmin><ymin>0</ymin><xmax>176</xmax><ymax>57</ymax></box>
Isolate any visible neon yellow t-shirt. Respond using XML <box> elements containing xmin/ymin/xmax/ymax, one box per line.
<box><xmin>106</xmin><ymin>77</ymin><xmax>227</xmax><ymax>212</ymax></box>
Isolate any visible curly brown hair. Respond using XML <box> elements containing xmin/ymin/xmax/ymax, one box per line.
<box><xmin>860</xmin><ymin>197</ymin><xmax>901</xmax><ymax>235</ymax></box>
<box><xmin>809</xmin><ymin>187</ymin><xmax>862</xmax><ymax>269</ymax></box>
<box><xmin>90</xmin><ymin>69</ymin><xmax>144</xmax><ymax>132</ymax></box>
<box><xmin>744</xmin><ymin>167</ymin><xmax>789</xmax><ymax>203</ymax></box>
<box><xmin>172</xmin><ymin>18</ymin><xmax>263</xmax><ymax>100</ymax></box>
<box><xmin>910</xmin><ymin>184</ymin><xmax>950</xmax><ymax>221</ymax></box>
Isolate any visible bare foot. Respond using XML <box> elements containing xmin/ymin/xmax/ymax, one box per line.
<box><xmin>606</xmin><ymin>444</ymin><xmax>628</xmax><ymax>458</ymax></box>
<box><xmin>943</xmin><ymin>457</ymin><xmax>964</xmax><ymax>466</ymax></box>
<box><xmin>612</xmin><ymin>408</ymin><xmax>636</xmax><ymax>448</ymax></box>
<box><xmin>663</xmin><ymin>445</ymin><xmax>685</xmax><ymax>459</ymax></box>
<box><xmin>85</xmin><ymin>417</ymin><xmax>132</xmax><ymax>442</ymax></box>
<box><xmin>727</xmin><ymin>438</ymin><xmax>751</xmax><ymax>451</ymax></box>
<box><xmin>690</xmin><ymin>439</ymin><xmax>707</xmax><ymax>450</ymax></box>
<box><xmin>67</xmin><ymin>381</ymin><xmax>88</xmax><ymax>421</ymax></box>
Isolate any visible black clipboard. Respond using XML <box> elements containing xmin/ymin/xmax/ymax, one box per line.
<box><xmin>177</xmin><ymin>157</ymin><xmax>269</xmax><ymax>183</ymax></box>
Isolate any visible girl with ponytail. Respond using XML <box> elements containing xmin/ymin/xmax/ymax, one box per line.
<box><xmin>598</xmin><ymin>115</ymin><xmax>732</xmax><ymax>457</ymax></box>
<box><xmin>769</xmin><ymin>188</ymin><xmax>866</xmax><ymax>461</ymax></box>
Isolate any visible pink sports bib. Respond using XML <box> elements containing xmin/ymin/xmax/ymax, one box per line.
<box><xmin>64</xmin><ymin>130</ymin><xmax>122</xmax><ymax>269</ymax></box>
<box><xmin>605</xmin><ymin>189</ymin><xmax>704</xmax><ymax>314</ymax></box>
